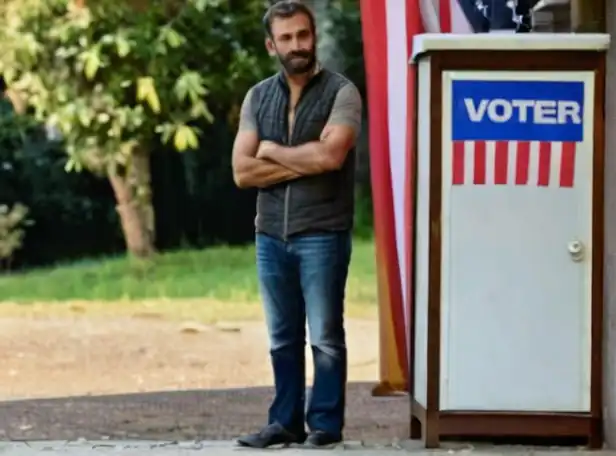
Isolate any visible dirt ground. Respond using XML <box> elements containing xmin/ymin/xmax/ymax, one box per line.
<box><xmin>0</xmin><ymin>314</ymin><xmax>408</xmax><ymax>441</ymax></box>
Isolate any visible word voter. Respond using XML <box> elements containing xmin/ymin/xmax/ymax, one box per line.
<box><xmin>464</xmin><ymin>98</ymin><xmax>582</xmax><ymax>125</ymax></box>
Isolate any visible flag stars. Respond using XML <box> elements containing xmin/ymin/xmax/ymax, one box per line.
<box><xmin>475</xmin><ymin>0</ymin><xmax>489</xmax><ymax>18</ymax></box>
<box><xmin>506</xmin><ymin>0</ymin><xmax>524</xmax><ymax>25</ymax></box>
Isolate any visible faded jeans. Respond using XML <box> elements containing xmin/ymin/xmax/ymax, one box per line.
<box><xmin>256</xmin><ymin>231</ymin><xmax>351</xmax><ymax>438</ymax></box>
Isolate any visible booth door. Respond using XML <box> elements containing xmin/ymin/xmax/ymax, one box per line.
<box><xmin>439</xmin><ymin>71</ymin><xmax>594</xmax><ymax>412</ymax></box>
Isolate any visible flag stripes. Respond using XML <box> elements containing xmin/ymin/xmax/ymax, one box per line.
<box><xmin>451</xmin><ymin>141</ymin><xmax>578</xmax><ymax>187</ymax></box>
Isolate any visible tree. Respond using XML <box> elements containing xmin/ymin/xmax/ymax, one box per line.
<box><xmin>0</xmin><ymin>0</ymin><xmax>273</xmax><ymax>258</ymax></box>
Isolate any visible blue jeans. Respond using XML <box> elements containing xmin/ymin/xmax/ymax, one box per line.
<box><xmin>256</xmin><ymin>231</ymin><xmax>352</xmax><ymax>438</ymax></box>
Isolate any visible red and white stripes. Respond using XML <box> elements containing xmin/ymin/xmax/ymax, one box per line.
<box><xmin>359</xmin><ymin>0</ymin><xmax>473</xmax><ymax>394</ymax></box>
<box><xmin>451</xmin><ymin>141</ymin><xmax>577</xmax><ymax>187</ymax></box>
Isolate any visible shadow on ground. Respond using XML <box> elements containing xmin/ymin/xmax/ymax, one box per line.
<box><xmin>0</xmin><ymin>382</ymin><xmax>408</xmax><ymax>442</ymax></box>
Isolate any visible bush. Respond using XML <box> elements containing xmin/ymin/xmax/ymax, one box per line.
<box><xmin>0</xmin><ymin>202</ymin><xmax>32</xmax><ymax>270</ymax></box>
<box><xmin>0</xmin><ymin>96</ymin><xmax>123</xmax><ymax>269</ymax></box>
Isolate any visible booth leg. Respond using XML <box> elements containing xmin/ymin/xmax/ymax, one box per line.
<box><xmin>424</xmin><ymin>429</ymin><xmax>440</xmax><ymax>448</ymax></box>
<box><xmin>589</xmin><ymin>419</ymin><xmax>604</xmax><ymax>449</ymax></box>
<box><xmin>423</xmin><ymin>418</ymin><xmax>440</xmax><ymax>449</ymax></box>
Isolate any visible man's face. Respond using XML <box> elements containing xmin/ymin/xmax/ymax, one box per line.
<box><xmin>266</xmin><ymin>13</ymin><xmax>316</xmax><ymax>75</ymax></box>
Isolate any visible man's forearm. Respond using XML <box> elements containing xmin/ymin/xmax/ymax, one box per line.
<box><xmin>233</xmin><ymin>156</ymin><xmax>301</xmax><ymax>189</ymax></box>
<box><xmin>264</xmin><ymin>141</ymin><xmax>332</xmax><ymax>175</ymax></box>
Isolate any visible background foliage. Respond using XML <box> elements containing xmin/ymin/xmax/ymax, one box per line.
<box><xmin>0</xmin><ymin>0</ymin><xmax>371</xmax><ymax>271</ymax></box>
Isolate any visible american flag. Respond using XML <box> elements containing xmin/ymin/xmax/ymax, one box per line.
<box><xmin>359</xmin><ymin>0</ymin><xmax>543</xmax><ymax>393</ymax></box>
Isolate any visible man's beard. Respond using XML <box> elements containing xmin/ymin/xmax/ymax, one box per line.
<box><xmin>278</xmin><ymin>48</ymin><xmax>316</xmax><ymax>75</ymax></box>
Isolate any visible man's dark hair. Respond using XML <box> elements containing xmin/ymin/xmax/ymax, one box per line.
<box><xmin>263</xmin><ymin>0</ymin><xmax>316</xmax><ymax>38</ymax></box>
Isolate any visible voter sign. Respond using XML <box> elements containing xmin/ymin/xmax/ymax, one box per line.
<box><xmin>449</xmin><ymin>78</ymin><xmax>585</xmax><ymax>187</ymax></box>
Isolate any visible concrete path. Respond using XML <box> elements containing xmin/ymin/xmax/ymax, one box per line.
<box><xmin>1</xmin><ymin>440</ymin><xmax>615</xmax><ymax>455</ymax></box>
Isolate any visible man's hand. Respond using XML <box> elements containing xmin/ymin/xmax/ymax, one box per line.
<box><xmin>256</xmin><ymin>140</ymin><xmax>280</xmax><ymax>161</ymax></box>
<box><xmin>233</xmin><ymin>134</ymin><xmax>301</xmax><ymax>189</ymax></box>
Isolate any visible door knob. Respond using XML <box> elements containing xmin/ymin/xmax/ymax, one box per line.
<box><xmin>568</xmin><ymin>239</ymin><xmax>585</xmax><ymax>262</ymax></box>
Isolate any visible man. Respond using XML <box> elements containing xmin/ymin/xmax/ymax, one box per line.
<box><xmin>231</xmin><ymin>0</ymin><xmax>362</xmax><ymax>449</ymax></box>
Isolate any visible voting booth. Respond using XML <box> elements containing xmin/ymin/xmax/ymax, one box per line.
<box><xmin>409</xmin><ymin>33</ymin><xmax>610</xmax><ymax>448</ymax></box>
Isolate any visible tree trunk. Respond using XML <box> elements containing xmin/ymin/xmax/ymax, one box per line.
<box><xmin>107</xmin><ymin>150</ymin><xmax>156</xmax><ymax>258</ymax></box>
<box><xmin>130</xmin><ymin>146</ymin><xmax>156</xmax><ymax>245</ymax></box>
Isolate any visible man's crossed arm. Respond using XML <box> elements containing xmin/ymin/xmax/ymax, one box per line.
<box><xmin>257</xmin><ymin>83</ymin><xmax>362</xmax><ymax>175</ymax></box>
<box><xmin>231</xmin><ymin>82</ymin><xmax>363</xmax><ymax>189</ymax></box>
<box><xmin>231</xmin><ymin>88</ymin><xmax>299</xmax><ymax>189</ymax></box>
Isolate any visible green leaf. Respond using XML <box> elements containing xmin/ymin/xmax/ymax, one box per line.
<box><xmin>81</xmin><ymin>48</ymin><xmax>101</xmax><ymax>80</ymax></box>
<box><xmin>173</xmin><ymin>125</ymin><xmax>199</xmax><ymax>151</ymax></box>
<box><xmin>64</xmin><ymin>158</ymin><xmax>75</xmax><ymax>172</ymax></box>
<box><xmin>64</xmin><ymin>157</ymin><xmax>83</xmax><ymax>173</ymax></box>
<box><xmin>155</xmin><ymin>123</ymin><xmax>175</xmax><ymax>144</ymax></box>
<box><xmin>190</xmin><ymin>100</ymin><xmax>214</xmax><ymax>123</ymax></box>
<box><xmin>136</xmin><ymin>77</ymin><xmax>161</xmax><ymax>114</ymax></box>
<box><xmin>77</xmin><ymin>106</ymin><xmax>92</xmax><ymax>127</ymax></box>
<box><xmin>174</xmin><ymin>72</ymin><xmax>208</xmax><ymax>104</ymax></box>
<box><xmin>3</xmin><ymin>68</ymin><xmax>16</xmax><ymax>84</ymax></box>
<box><xmin>191</xmin><ymin>0</ymin><xmax>211</xmax><ymax>12</ymax></box>
<box><xmin>115</xmin><ymin>36</ymin><xmax>131</xmax><ymax>58</ymax></box>
<box><xmin>159</xmin><ymin>27</ymin><xmax>185</xmax><ymax>49</ymax></box>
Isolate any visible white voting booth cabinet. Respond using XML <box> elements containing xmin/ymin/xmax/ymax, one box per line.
<box><xmin>409</xmin><ymin>33</ymin><xmax>610</xmax><ymax>448</ymax></box>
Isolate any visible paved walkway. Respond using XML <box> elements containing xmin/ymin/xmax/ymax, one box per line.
<box><xmin>1</xmin><ymin>440</ymin><xmax>615</xmax><ymax>455</ymax></box>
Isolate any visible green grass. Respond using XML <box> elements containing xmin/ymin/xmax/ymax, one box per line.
<box><xmin>0</xmin><ymin>238</ymin><xmax>378</xmax><ymax>321</ymax></box>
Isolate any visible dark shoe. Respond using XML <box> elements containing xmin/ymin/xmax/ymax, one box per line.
<box><xmin>236</xmin><ymin>423</ymin><xmax>306</xmax><ymax>448</ymax></box>
<box><xmin>304</xmin><ymin>430</ymin><xmax>342</xmax><ymax>448</ymax></box>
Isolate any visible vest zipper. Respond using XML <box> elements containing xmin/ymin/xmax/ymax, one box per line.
<box><xmin>283</xmin><ymin>113</ymin><xmax>294</xmax><ymax>241</ymax></box>
<box><xmin>283</xmin><ymin>185</ymin><xmax>291</xmax><ymax>241</ymax></box>
<box><xmin>282</xmin><ymin>78</ymin><xmax>315</xmax><ymax>241</ymax></box>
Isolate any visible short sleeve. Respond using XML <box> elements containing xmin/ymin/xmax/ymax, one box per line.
<box><xmin>326</xmin><ymin>83</ymin><xmax>363</xmax><ymax>140</ymax></box>
<box><xmin>238</xmin><ymin>88</ymin><xmax>257</xmax><ymax>132</ymax></box>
